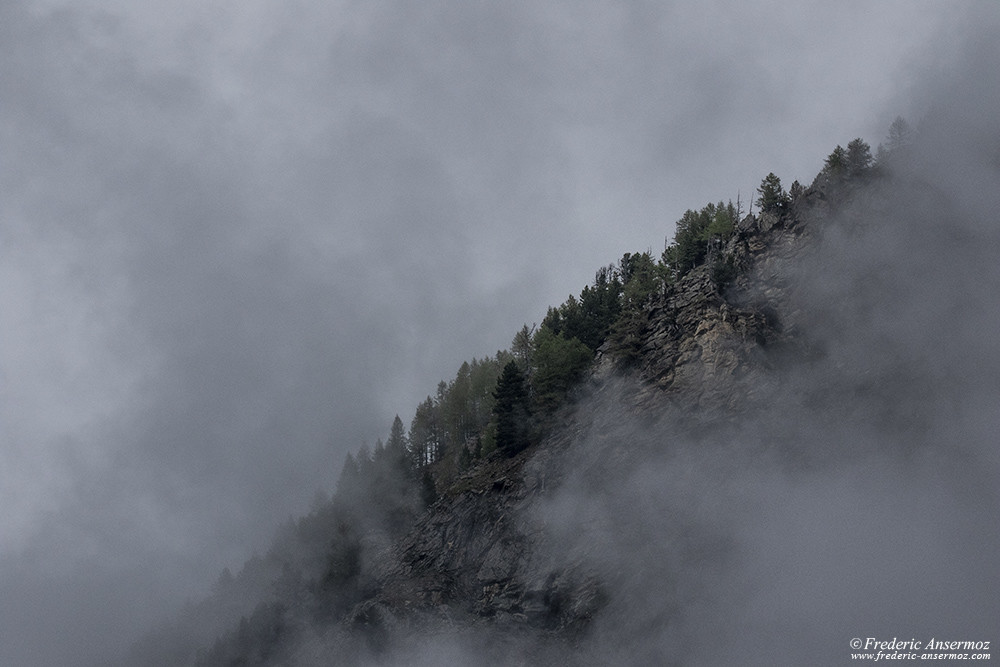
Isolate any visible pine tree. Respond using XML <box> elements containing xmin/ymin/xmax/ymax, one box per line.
<box><xmin>756</xmin><ymin>173</ymin><xmax>790</xmax><ymax>213</ymax></box>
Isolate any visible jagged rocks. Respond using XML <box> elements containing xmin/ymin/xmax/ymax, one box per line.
<box><xmin>631</xmin><ymin>266</ymin><xmax>776</xmax><ymax>414</ymax></box>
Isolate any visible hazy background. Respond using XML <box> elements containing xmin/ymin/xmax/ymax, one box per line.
<box><xmin>0</xmin><ymin>1</ymin><xmax>983</xmax><ymax>664</ymax></box>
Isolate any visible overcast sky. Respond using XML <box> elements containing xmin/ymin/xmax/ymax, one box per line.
<box><xmin>0</xmin><ymin>1</ymin><xmax>982</xmax><ymax>664</ymax></box>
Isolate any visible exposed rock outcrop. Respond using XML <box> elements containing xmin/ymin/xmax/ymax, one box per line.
<box><xmin>335</xmin><ymin>184</ymin><xmax>834</xmax><ymax>652</ymax></box>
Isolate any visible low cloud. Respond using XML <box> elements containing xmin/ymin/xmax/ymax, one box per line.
<box><xmin>0</xmin><ymin>1</ymin><xmax>991</xmax><ymax>664</ymax></box>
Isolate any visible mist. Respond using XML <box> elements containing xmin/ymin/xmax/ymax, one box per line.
<box><xmin>522</xmin><ymin>26</ymin><xmax>1000</xmax><ymax>664</ymax></box>
<box><xmin>287</xmin><ymin>9</ymin><xmax>1000</xmax><ymax>663</ymax></box>
<box><xmin>0</xmin><ymin>1</ymin><xmax>993</xmax><ymax>665</ymax></box>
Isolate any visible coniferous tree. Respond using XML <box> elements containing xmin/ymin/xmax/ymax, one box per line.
<box><xmin>409</xmin><ymin>397</ymin><xmax>441</xmax><ymax>467</ymax></box>
<box><xmin>492</xmin><ymin>360</ymin><xmax>531</xmax><ymax>455</ymax></box>
<box><xmin>789</xmin><ymin>180</ymin><xmax>804</xmax><ymax>200</ymax></box>
<box><xmin>846</xmin><ymin>138</ymin><xmax>873</xmax><ymax>176</ymax></box>
<box><xmin>824</xmin><ymin>145</ymin><xmax>847</xmax><ymax>176</ymax></box>
<box><xmin>386</xmin><ymin>415</ymin><xmax>408</xmax><ymax>463</ymax></box>
<box><xmin>609</xmin><ymin>251</ymin><xmax>662</xmax><ymax>364</ymax></box>
<box><xmin>468</xmin><ymin>356</ymin><xmax>504</xmax><ymax>435</ymax></box>
<box><xmin>541</xmin><ymin>304</ymin><xmax>565</xmax><ymax>337</ymax></box>
<box><xmin>443</xmin><ymin>361</ymin><xmax>473</xmax><ymax>449</ymax></box>
<box><xmin>666</xmin><ymin>208</ymin><xmax>710</xmax><ymax>276</ymax></box>
<box><xmin>571</xmin><ymin>266</ymin><xmax>622</xmax><ymax>351</ymax></box>
<box><xmin>558</xmin><ymin>294</ymin><xmax>583</xmax><ymax>339</ymax></box>
<box><xmin>702</xmin><ymin>201</ymin><xmax>736</xmax><ymax>241</ymax></box>
<box><xmin>756</xmin><ymin>172</ymin><xmax>790</xmax><ymax>213</ymax></box>
<box><xmin>663</xmin><ymin>201</ymin><xmax>737</xmax><ymax>280</ymax></box>
<box><xmin>531</xmin><ymin>326</ymin><xmax>593</xmax><ymax>412</ymax></box>
<box><xmin>617</xmin><ymin>251</ymin><xmax>659</xmax><ymax>296</ymax></box>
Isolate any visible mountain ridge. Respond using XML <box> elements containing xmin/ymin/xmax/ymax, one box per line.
<box><xmin>199</xmin><ymin>170</ymin><xmax>841</xmax><ymax>665</ymax></box>
<box><xmin>132</xmin><ymin>119</ymin><xmax>1000</xmax><ymax>665</ymax></box>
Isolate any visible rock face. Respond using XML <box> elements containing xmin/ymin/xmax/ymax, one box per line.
<box><xmin>350</xmin><ymin>433</ymin><xmax>600</xmax><ymax>638</ymax></box>
<box><xmin>336</xmin><ymin>186</ymin><xmax>828</xmax><ymax>652</ymax></box>
<box><xmin>619</xmin><ymin>199</ymin><xmax>822</xmax><ymax>416</ymax></box>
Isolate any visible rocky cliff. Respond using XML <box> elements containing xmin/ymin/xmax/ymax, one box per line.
<box><xmin>314</xmin><ymin>157</ymin><xmax>1000</xmax><ymax>666</ymax></box>
<box><xmin>295</xmin><ymin>182</ymin><xmax>836</xmax><ymax>663</ymax></box>
<box><xmin>160</xmin><ymin>137</ymin><xmax>1000</xmax><ymax>665</ymax></box>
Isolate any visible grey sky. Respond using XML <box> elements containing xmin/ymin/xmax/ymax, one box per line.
<box><xmin>0</xmin><ymin>1</ymin><xmax>983</xmax><ymax>664</ymax></box>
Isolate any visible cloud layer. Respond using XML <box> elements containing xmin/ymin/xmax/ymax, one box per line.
<box><xmin>0</xmin><ymin>1</ymin><xmax>984</xmax><ymax>664</ymax></box>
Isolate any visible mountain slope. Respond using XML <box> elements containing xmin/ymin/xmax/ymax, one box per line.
<box><xmin>310</xmin><ymin>182</ymin><xmax>815</xmax><ymax>658</ymax></box>
<box><xmin>297</xmin><ymin>150</ymin><xmax>998</xmax><ymax>664</ymax></box>
<box><xmin>136</xmin><ymin>109</ymin><xmax>1000</xmax><ymax>665</ymax></box>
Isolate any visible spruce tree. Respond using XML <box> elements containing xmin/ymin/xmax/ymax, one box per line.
<box><xmin>824</xmin><ymin>145</ymin><xmax>847</xmax><ymax>176</ymax></box>
<box><xmin>846</xmin><ymin>138</ymin><xmax>873</xmax><ymax>176</ymax></box>
<box><xmin>386</xmin><ymin>414</ymin><xmax>409</xmax><ymax>472</ymax></box>
<box><xmin>492</xmin><ymin>360</ymin><xmax>531</xmax><ymax>455</ymax></box>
